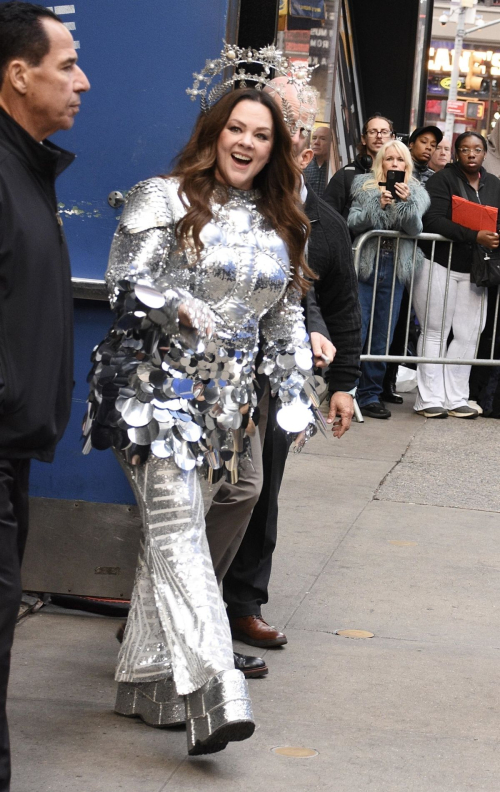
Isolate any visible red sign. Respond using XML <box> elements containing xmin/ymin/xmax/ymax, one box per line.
<box><xmin>447</xmin><ymin>100</ymin><xmax>466</xmax><ymax>115</ymax></box>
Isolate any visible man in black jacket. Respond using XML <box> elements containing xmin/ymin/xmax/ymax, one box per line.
<box><xmin>207</xmin><ymin>129</ymin><xmax>362</xmax><ymax>651</ymax></box>
<box><xmin>323</xmin><ymin>114</ymin><xmax>394</xmax><ymax>219</ymax></box>
<box><xmin>0</xmin><ymin>5</ymin><xmax>89</xmax><ymax>789</ymax></box>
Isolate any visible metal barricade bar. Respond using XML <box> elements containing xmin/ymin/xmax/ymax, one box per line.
<box><xmin>72</xmin><ymin>277</ymin><xmax>108</xmax><ymax>300</ymax></box>
<box><xmin>352</xmin><ymin>229</ymin><xmax>500</xmax><ymax>368</ymax></box>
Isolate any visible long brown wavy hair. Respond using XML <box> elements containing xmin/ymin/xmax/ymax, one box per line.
<box><xmin>169</xmin><ymin>88</ymin><xmax>314</xmax><ymax>295</ymax></box>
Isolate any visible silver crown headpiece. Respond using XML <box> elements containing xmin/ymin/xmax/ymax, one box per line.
<box><xmin>186</xmin><ymin>42</ymin><xmax>317</xmax><ymax>134</ymax></box>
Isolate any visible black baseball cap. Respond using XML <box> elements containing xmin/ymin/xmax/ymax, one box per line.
<box><xmin>409</xmin><ymin>125</ymin><xmax>443</xmax><ymax>145</ymax></box>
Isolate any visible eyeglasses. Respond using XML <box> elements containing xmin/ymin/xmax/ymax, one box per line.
<box><xmin>457</xmin><ymin>147</ymin><xmax>484</xmax><ymax>155</ymax></box>
<box><xmin>365</xmin><ymin>129</ymin><xmax>392</xmax><ymax>138</ymax></box>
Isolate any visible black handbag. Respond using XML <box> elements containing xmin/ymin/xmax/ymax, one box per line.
<box><xmin>470</xmin><ymin>245</ymin><xmax>500</xmax><ymax>288</ymax></box>
<box><xmin>455</xmin><ymin>178</ymin><xmax>500</xmax><ymax>287</ymax></box>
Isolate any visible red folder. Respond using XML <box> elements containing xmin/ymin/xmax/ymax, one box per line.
<box><xmin>451</xmin><ymin>195</ymin><xmax>498</xmax><ymax>232</ymax></box>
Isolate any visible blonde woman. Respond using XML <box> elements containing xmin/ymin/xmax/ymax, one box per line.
<box><xmin>348</xmin><ymin>140</ymin><xmax>430</xmax><ymax>418</ymax></box>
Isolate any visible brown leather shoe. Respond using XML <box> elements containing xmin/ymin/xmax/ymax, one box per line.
<box><xmin>230</xmin><ymin>615</ymin><xmax>287</xmax><ymax>648</ymax></box>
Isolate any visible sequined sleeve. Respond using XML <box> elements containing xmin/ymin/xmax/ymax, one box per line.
<box><xmin>105</xmin><ymin>178</ymin><xmax>204</xmax><ymax>336</ymax></box>
<box><xmin>106</xmin><ymin>178</ymin><xmax>175</xmax><ymax>294</ymax></box>
<box><xmin>259</xmin><ymin>286</ymin><xmax>321</xmax><ymax>437</ymax></box>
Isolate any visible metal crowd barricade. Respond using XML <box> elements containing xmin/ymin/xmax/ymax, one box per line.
<box><xmin>352</xmin><ymin>229</ymin><xmax>500</xmax><ymax>366</ymax></box>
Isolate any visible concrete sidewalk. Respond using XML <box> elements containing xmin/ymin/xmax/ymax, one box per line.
<box><xmin>9</xmin><ymin>400</ymin><xmax>500</xmax><ymax>792</ymax></box>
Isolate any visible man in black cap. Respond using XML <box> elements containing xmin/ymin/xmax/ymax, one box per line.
<box><xmin>409</xmin><ymin>125</ymin><xmax>443</xmax><ymax>184</ymax></box>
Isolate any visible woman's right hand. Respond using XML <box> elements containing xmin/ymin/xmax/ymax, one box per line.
<box><xmin>477</xmin><ymin>230</ymin><xmax>500</xmax><ymax>250</ymax></box>
<box><xmin>380</xmin><ymin>190</ymin><xmax>393</xmax><ymax>208</ymax></box>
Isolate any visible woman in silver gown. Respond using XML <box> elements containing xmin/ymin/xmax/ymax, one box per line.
<box><xmin>84</xmin><ymin>87</ymin><xmax>319</xmax><ymax>755</ymax></box>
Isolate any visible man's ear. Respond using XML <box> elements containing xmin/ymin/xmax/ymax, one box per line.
<box><xmin>409</xmin><ymin>141</ymin><xmax>414</xmax><ymax>151</ymax></box>
<box><xmin>5</xmin><ymin>60</ymin><xmax>30</xmax><ymax>95</ymax></box>
<box><xmin>298</xmin><ymin>147</ymin><xmax>314</xmax><ymax>171</ymax></box>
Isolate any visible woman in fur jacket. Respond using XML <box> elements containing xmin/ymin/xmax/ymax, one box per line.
<box><xmin>348</xmin><ymin>140</ymin><xmax>430</xmax><ymax>418</ymax></box>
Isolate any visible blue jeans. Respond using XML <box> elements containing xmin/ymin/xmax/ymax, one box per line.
<box><xmin>357</xmin><ymin>250</ymin><xmax>405</xmax><ymax>407</ymax></box>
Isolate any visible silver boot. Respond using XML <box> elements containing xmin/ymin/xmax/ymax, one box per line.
<box><xmin>115</xmin><ymin>679</ymin><xmax>185</xmax><ymax>727</ymax></box>
<box><xmin>184</xmin><ymin>669</ymin><xmax>255</xmax><ymax>756</ymax></box>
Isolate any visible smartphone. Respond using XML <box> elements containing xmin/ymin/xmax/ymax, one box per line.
<box><xmin>385</xmin><ymin>170</ymin><xmax>405</xmax><ymax>199</ymax></box>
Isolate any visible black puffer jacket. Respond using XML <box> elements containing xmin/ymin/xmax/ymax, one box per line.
<box><xmin>422</xmin><ymin>162</ymin><xmax>500</xmax><ymax>273</ymax></box>
<box><xmin>323</xmin><ymin>155</ymin><xmax>371</xmax><ymax>219</ymax></box>
<box><xmin>0</xmin><ymin>108</ymin><xmax>75</xmax><ymax>461</ymax></box>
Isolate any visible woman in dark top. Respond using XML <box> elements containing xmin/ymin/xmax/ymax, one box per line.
<box><xmin>415</xmin><ymin>132</ymin><xmax>500</xmax><ymax>419</ymax></box>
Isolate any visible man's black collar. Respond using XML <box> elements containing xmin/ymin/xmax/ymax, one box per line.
<box><xmin>0</xmin><ymin>106</ymin><xmax>75</xmax><ymax>178</ymax></box>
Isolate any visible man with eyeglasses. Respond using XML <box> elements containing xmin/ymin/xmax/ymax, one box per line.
<box><xmin>408</xmin><ymin>125</ymin><xmax>442</xmax><ymax>184</ymax></box>
<box><xmin>323</xmin><ymin>114</ymin><xmax>394</xmax><ymax>219</ymax></box>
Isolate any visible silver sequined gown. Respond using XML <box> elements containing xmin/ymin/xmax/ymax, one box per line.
<box><xmin>85</xmin><ymin>177</ymin><xmax>315</xmax><ymax>696</ymax></box>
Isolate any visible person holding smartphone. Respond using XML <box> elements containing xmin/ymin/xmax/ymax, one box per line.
<box><xmin>348</xmin><ymin>140</ymin><xmax>430</xmax><ymax>418</ymax></box>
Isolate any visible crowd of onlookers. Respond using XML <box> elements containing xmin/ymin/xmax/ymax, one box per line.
<box><xmin>304</xmin><ymin>116</ymin><xmax>500</xmax><ymax>422</ymax></box>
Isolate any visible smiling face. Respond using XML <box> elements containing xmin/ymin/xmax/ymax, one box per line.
<box><xmin>215</xmin><ymin>99</ymin><xmax>274</xmax><ymax>190</ymax></box>
<box><xmin>382</xmin><ymin>145</ymin><xmax>407</xmax><ymax>177</ymax></box>
<box><xmin>410</xmin><ymin>132</ymin><xmax>437</xmax><ymax>164</ymax></box>
<box><xmin>19</xmin><ymin>18</ymin><xmax>90</xmax><ymax>139</ymax></box>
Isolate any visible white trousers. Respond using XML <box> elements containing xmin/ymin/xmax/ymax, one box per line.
<box><xmin>413</xmin><ymin>258</ymin><xmax>486</xmax><ymax>411</ymax></box>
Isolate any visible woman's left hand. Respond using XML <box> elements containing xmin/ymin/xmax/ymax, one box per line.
<box><xmin>394</xmin><ymin>182</ymin><xmax>410</xmax><ymax>202</ymax></box>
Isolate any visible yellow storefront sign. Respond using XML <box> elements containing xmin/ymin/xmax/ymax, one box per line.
<box><xmin>440</xmin><ymin>77</ymin><xmax>463</xmax><ymax>90</ymax></box>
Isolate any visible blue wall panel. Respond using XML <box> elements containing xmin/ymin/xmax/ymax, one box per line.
<box><xmin>3</xmin><ymin>0</ymin><xmax>231</xmax><ymax>504</ymax></box>
<box><xmin>30</xmin><ymin>301</ymin><xmax>135</xmax><ymax>504</ymax></box>
<box><xmin>52</xmin><ymin>0</ymin><xmax>230</xmax><ymax>279</ymax></box>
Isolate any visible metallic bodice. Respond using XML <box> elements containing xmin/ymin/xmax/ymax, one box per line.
<box><xmin>106</xmin><ymin>177</ymin><xmax>291</xmax><ymax>346</ymax></box>
<box><xmin>86</xmin><ymin>177</ymin><xmax>316</xmax><ymax>472</ymax></box>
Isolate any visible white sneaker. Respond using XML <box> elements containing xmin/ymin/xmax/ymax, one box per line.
<box><xmin>467</xmin><ymin>400</ymin><xmax>483</xmax><ymax>415</ymax></box>
<box><xmin>448</xmin><ymin>405</ymin><xmax>479</xmax><ymax>419</ymax></box>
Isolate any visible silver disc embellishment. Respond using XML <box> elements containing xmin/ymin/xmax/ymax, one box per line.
<box><xmin>172</xmin><ymin>379</ymin><xmax>195</xmax><ymax>398</ymax></box>
<box><xmin>276</xmin><ymin>403</ymin><xmax>313</xmax><ymax>433</ymax></box>
<box><xmin>295</xmin><ymin>347</ymin><xmax>313</xmax><ymax>371</ymax></box>
<box><xmin>220</xmin><ymin>386</ymin><xmax>240</xmax><ymax>412</ymax></box>
<box><xmin>127</xmin><ymin>419</ymin><xmax>160</xmax><ymax>445</ymax></box>
<box><xmin>277</xmin><ymin>353</ymin><xmax>295</xmax><ymax>370</ymax></box>
<box><xmin>174</xmin><ymin>441</ymin><xmax>196</xmax><ymax>471</ymax></box>
<box><xmin>163</xmin><ymin>398</ymin><xmax>182</xmax><ymax>410</ymax></box>
<box><xmin>134</xmin><ymin>281</ymin><xmax>166</xmax><ymax>309</ymax></box>
<box><xmin>150</xmin><ymin>438</ymin><xmax>173</xmax><ymax>458</ymax></box>
<box><xmin>216</xmin><ymin>410</ymin><xmax>243</xmax><ymax>430</ymax></box>
<box><xmin>121</xmin><ymin>397</ymin><xmax>155</xmax><ymax>428</ymax></box>
<box><xmin>152</xmin><ymin>407</ymin><xmax>174</xmax><ymax>426</ymax></box>
<box><xmin>177</xmin><ymin>421</ymin><xmax>202</xmax><ymax>443</ymax></box>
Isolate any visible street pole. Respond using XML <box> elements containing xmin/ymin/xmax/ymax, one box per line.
<box><xmin>444</xmin><ymin>5</ymin><xmax>466</xmax><ymax>141</ymax></box>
